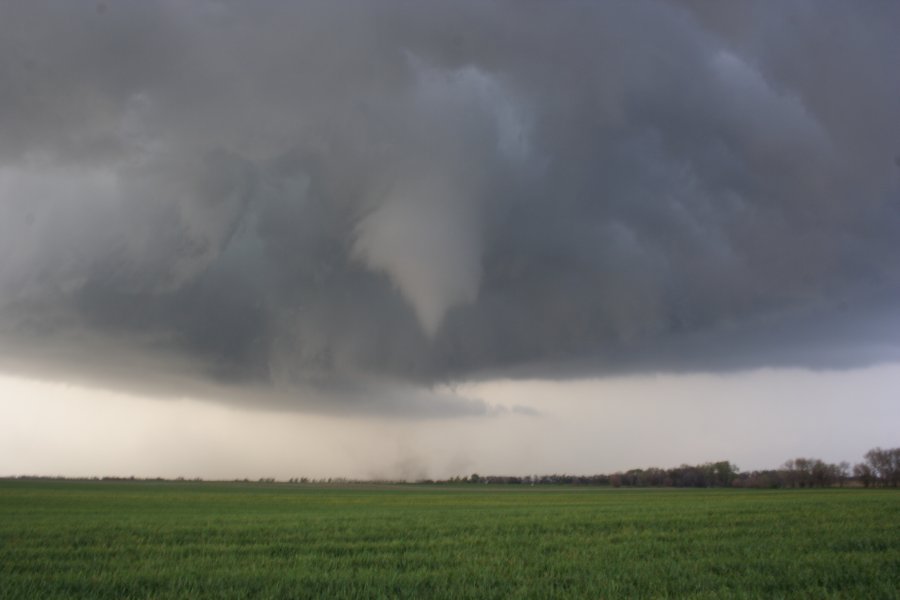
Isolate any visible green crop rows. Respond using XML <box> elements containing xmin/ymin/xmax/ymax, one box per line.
<box><xmin>1</xmin><ymin>481</ymin><xmax>897</xmax><ymax>599</ymax></box>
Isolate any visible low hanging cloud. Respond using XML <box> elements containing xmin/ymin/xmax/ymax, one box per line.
<box><xmin>1</xmin><ymin>0</ymin><xmax>899</xmax><ymax>414</ymax></box>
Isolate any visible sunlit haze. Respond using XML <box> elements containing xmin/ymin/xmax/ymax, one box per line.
<box><xmin>3</xmin><ymin>366</ymin><xmax>897</xmax><ymax>480</ymax></box>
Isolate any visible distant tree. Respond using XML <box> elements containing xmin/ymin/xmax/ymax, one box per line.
<box><xmin>780</xmin><ymin>457</ymin><xmax>847</xmax><ymax>488</ymax></box>
<box><xmin>834</xmin><ymin>462</ymin><xmax>851</xmax><ymax>487</ymax></box>
<box><xmin>810</xmin><ymin>459</ymin><xmax>831</xmax><ymax>487</ymax></box>
<box><xmin>862</xmin><ymin>447</ymin><xmax>900</xmax><ymax>487</ymax></box>
<box><xmin>853</xmin><ymin>462</ymin><xmax>874</xmax><ymax>488</ymax></box>
<box><xmin>794</xmin><ymin>458</ymin><xmax>813</xmax><ymax>488</ymax></box>
<box><xmin>739</xmin><ymin>470</ymin><xmax>783</xmax><ymax>489</ymax></box>
<box><xmin>711</xmin><ymin>461</ymin><xmax>739</xmax><ymax>487</ymax></box>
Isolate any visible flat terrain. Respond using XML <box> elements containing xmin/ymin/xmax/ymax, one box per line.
<box><xmin>0</xmin><ymin>481</ymin><xmax>897</xmax><ymax>599</ymax></box>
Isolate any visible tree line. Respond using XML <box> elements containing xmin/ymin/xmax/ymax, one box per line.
<box><xmin>740</xmin><ymin>447</ymin><xmax>898</xmax><ymax>488</ymax></box>
<box><xmin>5</xmin><ymin>447</ymin><xmax>897</xmax><ymax>488</ymax></box>
<box><xmin>439</xmin><ymin>446</ymin><xmax>900</xmax><ymax>489</ymax></box>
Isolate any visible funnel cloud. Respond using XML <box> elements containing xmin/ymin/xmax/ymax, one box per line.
<box><xmin>1</xmin><ymin>0</ymin><xmax>899</xmax><ymax>414</ymax></box>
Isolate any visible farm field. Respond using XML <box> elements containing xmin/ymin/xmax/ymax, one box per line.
<box><xmin>0</xmin><ymin>481</ymin><xmax>897</xmax><ymax>599</ymax></box>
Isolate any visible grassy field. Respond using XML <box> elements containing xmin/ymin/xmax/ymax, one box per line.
<box><xmin>0</xmin><ymin>481</ymin><xmax>897</xmax><ymax>599</ymax></box>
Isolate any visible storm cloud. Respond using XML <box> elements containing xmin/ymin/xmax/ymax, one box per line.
<box><xmin>1</xmin><ymin>0</ymin><xmax>899</xmax><ymax>413</ymax></box>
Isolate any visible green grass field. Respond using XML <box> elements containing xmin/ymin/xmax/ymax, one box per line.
<box><xmin>1</xmin><ymin>481</ymin><xmax>897</xmax><ymax>599</ymax></box>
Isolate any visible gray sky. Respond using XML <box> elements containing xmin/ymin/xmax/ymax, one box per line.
<box><xmin>1</xmin><ymin>1</ymin><xmax>898</xmax><ymax>477</ymax></box>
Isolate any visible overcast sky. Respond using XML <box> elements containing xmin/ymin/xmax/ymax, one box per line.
<box><xmin>1</xmin><ymin>0</ymin><xmax>898</xmax><ymax>478</ymax></box>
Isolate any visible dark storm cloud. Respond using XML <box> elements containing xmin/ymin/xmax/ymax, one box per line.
<box><xmin>1</xmin><ymin>0</ymin><xmax>899</xmax><ymax>413</ymax></box>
